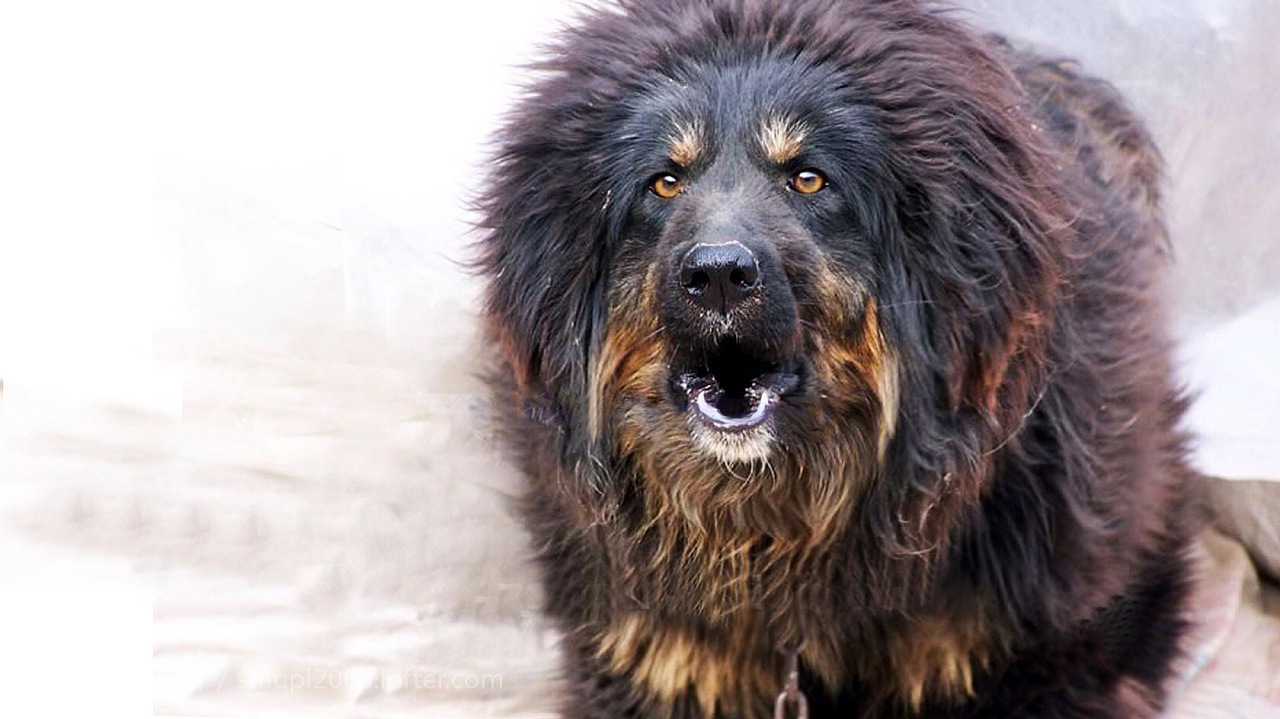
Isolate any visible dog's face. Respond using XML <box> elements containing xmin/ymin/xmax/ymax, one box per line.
<box><xmin>483</xmin><ymin>2</ymin><xmax>1066</xmax><ymax>551</ymax></box>
<box><xmin>601</xmin><ymin>58</ymin><xmax>898</xmax><ymax>467</ymax></box>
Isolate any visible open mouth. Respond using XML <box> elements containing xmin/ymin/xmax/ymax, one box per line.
<box><xmin>674</xmin><ymin>339</ymin><xmax>800</xmax><ymax>432</ymax></box>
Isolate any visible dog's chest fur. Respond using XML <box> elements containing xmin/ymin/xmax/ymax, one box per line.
<box><xmin>594</xmin><ymin>593</ymin><xmax>997</xmax><ymax>717</ymax></box>
<box><xmin>588</xmin><ymin>503</ymin><xmax>997</xmax><ymax>717</ymax></box>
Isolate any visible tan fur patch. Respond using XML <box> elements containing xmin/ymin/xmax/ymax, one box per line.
<box><xmin>759</xmin><ymin>114</ymin><xmax>808</xmax><ymax>164</ymax></box>
<box><xmin>669</xmin><ymin>122</ymin><xmax>703</xmax><ymax>167</ymax></box>
<box><xmin>596</xmin><ymin>614</ymin><xmax>776</xmax><ymax>718</ymax></box>
<box><xmin>589</xmin><ymin>266</ymin><xmax>664</xmax><ymax>439</ymax></box>
<box><xmin>877</xmin><ymin>611</ymin><xmax>1000</xmax><ymax>710</ymax></box>
<box><xmin>857</xmin><ymin>298</ymin><xmax>900</xmax><ymax>460</ymax></box>
<box><xmin>807</xmin><ymin>268</ymin><xmax>900</xmax><ymax>459</ymax></box>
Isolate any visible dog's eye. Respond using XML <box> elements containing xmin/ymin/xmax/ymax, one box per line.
<box><xmin>789</xmin><ymin>169</ymin><xmax>827</xmax><ymax>195</ymax></box>
<box><xmin>650</xmin><ymin>173</ymin><xmax>684</xmax><ymax>199</ymax></box>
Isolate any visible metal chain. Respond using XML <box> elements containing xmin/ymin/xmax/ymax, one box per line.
<box><xmin>773</xmin><ymin>642</ymin><xmax>809</xmax><ymax>719</ymax></box>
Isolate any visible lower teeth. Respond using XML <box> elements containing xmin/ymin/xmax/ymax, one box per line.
<box><xmin>693</xmin><ymin>385</ymin><xmax>775</xmax><ymax>430</ymax></box>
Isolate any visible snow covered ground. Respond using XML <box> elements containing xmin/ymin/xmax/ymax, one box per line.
<box><xmin>0</xmin><ymin>1</ymin><xmax>1276</xmax><ymax>717</ymax></box>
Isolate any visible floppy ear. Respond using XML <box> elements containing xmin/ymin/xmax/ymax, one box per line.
<box><xmin>846</xmin><ymin>20</ymin><xmax>1069</xmax><ymax>561</ymax></box>
<box><xmin>477</xmin><ymin>151</ymin><xmax>609</xmax><ymax>434</ymax></box>
<box><xmin>476</xmin><ymin>64</ymin><xmax>625</xmax><ymax>446</ymax></box>
<box><xmin>882</xmin><ymin>43</ymin><xmax>1063</xmax><ymax>423</ymax></box>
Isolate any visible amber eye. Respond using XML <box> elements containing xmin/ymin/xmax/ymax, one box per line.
<box><xmin>650</xmin><ymin>173</ymin><xmax>683</xmax><ymax>199</ymax></box>
<box><xmin>789</xmin><ymin>169</ymin><xmax>827</xmax><ymax>195</ymax></box>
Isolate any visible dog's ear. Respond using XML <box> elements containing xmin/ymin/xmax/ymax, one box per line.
<box><xmin>477</xmin><ymin>162</ymin><xmax>609</xmax><ymax>432</ymax></box>
<box><xmin>476</xmin><ymin>69</ymin><xmax>621</xmax><ymax>447</ymax></box>
<box><xmin>857</xmin><ymin>25</ymin><xmax>1070</xmax><ymax>560</ymax></box>
<box><xmin>899</xmin><ymin>70</ymin><xmax>1063</xmax><ymax>430</ymax></box>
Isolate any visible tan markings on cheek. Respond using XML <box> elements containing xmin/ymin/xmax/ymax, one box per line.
<box><xmin>669</xmin><ymin>121</ymin><xmax>704</xmax><ymax>167</ymax></box>
<box><xmin>808</xmin><ymin>267</ymin><xmax>900</xmax><ymax>459</ymax></box>
<box><xmin>759</xmin><ymin>114</ymin><xmax>808</xmax><ymax>165</ymax></box>
<box><xmin>862</xmin><ymin>298</ymin><xmax>900</xmax><ymax>460</ymax></box>
<box><xmin>588</xmin><ymin>267</ymin><xmax>665</xmax><ymax>440</ymax></box>
<box><xmin>808</xmin><ymin>262</ymin><xmax>864</xmax><ymax>328</ymax></box>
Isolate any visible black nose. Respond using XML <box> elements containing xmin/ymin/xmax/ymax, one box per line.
<box><xmin>679</xmin><ymin>242</ymin><xmax>760</xmax><ymax>314</ymax></box>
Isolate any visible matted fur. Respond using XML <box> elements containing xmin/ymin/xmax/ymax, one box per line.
<box><xmin>477</xmin><ymin>1</ymin><xmax>1198</xmax><ymax>717</ymax></box>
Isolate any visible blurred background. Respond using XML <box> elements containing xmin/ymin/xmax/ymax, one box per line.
<box><xmin>0</xmin><ymin>1</ymin><xmax>1276</xmax><ymax>717</ymax></box>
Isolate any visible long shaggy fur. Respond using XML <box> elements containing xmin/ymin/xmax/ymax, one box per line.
<box><xmin>477</xmin><ymin>1</ymin><xmax>1199</xmax><ymax>717</ymax></box>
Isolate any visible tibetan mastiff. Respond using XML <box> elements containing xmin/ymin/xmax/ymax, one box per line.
<box><xmin>478</xmin><ymin>1</ymin><xmax>1198</xmax><ymax>717</ymax></box>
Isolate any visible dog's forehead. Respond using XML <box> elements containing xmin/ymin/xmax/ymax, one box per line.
<box><xmin>660</xmin><ymin>112</ymin><xmax>808</xmax><ymax>169</ymax></box>
<box><xmin>647</xmin><ymin>60</ymin><xmax>824</xmax><ymax>166</ymax></box>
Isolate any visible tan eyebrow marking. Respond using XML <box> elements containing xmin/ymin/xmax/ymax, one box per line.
<box><xmin>668</xmin><ymin>121</ymin><xmax>703</xmax><ymax>167</ymax></box>
<box><xmin>759</xmin><ymin>114</ymin><xmax>808</xmax><ymax>164</ymax></box>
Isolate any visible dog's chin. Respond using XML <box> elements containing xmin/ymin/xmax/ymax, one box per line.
<box><xmin>687</xmin><ymin>415</ymin><xmax>778</xmax><ymax>464</ymax></box>
<box><xmin>671</xmin><ymin>338</ymin><xmax>801</xmax><ymax>465</ymax></box>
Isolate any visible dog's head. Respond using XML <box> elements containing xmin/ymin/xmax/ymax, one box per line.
<box><xmin>481</xmin><ymin>0</ymin><xmax>1069</xmax><ymax>553</ymax></box>
<box><xmin>600</xmin><ymin>60</ymin><xmax>898</xmax><ymax>468</ymax></box>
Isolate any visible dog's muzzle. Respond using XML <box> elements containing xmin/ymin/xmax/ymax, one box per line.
<box><xmin>663</xmin><ymin>241</ymin><xmax>802</xmax><ymax>436</ymax></box>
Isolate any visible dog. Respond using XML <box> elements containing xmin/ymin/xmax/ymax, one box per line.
<box><xmin>477</xmin><ymin>1</ymin><xmax>1199</xmax><ymax>717</ymax></box>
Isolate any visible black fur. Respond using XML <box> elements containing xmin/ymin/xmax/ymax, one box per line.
<box><xmin>478</xmin><ymin>2</ymin><xmax>1199</xmax><ymax>717</ymax></box>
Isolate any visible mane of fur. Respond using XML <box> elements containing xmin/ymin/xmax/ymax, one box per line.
<box><xmin>477</xmin><ymin>2</ymin><xmax>1198</xmax><ymax>717</ymax></box>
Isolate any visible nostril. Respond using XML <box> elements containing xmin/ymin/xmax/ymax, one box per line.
<box><xmin>681</xmin><ymin>267</ymin><xmax>712</xmax><ymax>291</ymax></box>
<box><xmin>728</xmin><ymin>267</ymin><xmax>757</xmax><ymax>288</ymax></box>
